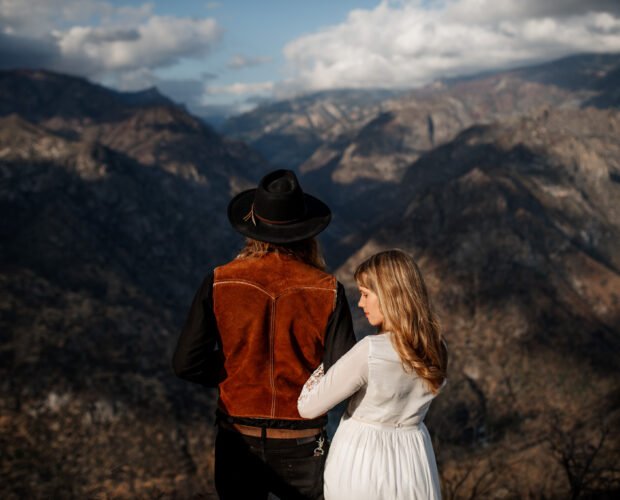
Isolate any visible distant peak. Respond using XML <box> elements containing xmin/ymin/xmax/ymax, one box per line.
<box><xmin>116</xmin><ymin>86</ymin><xmax>174</xmax><ymax>108</ymax></box>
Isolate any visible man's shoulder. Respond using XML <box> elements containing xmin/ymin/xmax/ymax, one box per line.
<box><xmin>215</xmin><ymin>254</ymin><xmax>336</xmax><ymax>291</ymax></box>
<box><xmin>213</xmin><ymin>256</ymin><xmax>254</xmax><ymax>279</ymax></box>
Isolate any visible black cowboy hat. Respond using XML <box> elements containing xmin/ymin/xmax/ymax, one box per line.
<box><xmin>227</xmin><ymin>169</ymin><xmax>331</xmax><ymax>244</ymax></box>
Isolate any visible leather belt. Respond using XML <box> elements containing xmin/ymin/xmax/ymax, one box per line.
<box><xmin>219</xmin><ymin>420</ymin><xmax>321</xmax><ymax>439</ymax></box>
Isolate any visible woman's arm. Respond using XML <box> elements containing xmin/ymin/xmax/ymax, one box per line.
<box><xmin>298</xmin><ymin>336</ymin><xmax>369</xmax><ymax>418</ymax></box>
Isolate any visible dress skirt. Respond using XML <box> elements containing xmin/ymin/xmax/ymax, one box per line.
<box><xmin>324</xmin><ymin>415</ymin><xmax>441</xmax><ymax>500</ymax></box>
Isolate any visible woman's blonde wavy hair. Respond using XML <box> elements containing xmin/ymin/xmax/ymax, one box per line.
<box><xmin>355</xmin><ymin>249</ymin><xmax>447</xmax><ymax>394</ymax></box>
<box><xmin>237</xmin><ymin>237</ymin><xmax>326</xmax><ymax>271</ymax></box>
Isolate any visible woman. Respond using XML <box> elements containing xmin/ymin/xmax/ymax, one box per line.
<box><xmin>298</xmin><ymin>249</ymin><xmax>448</xmax><ymax>500</ymax></box>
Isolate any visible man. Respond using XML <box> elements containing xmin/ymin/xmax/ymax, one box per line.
<box><xmin>172</xmin><ymin>169</ymin><xmax>356</xmax><ymax>499</ymax></box>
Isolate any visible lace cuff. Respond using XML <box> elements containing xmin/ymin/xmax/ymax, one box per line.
<box><xmin>298</xmin><ymin>363</ymin><xmax>325</xmax><ymax>409</ymax></box>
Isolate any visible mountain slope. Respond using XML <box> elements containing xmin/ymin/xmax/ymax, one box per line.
<box><xmin>221</xmin><ymin>88</ymin><xmax>401</xmax><ymax>168</ymax></box>
<box><xmin>0</xmin><ymin>71</ymin><xmax>270</xmax><ymax>499</ymax></box>
<box><xmin>337</xmin><ymin>107</ymin><xmax>620</xmax><ymax>497</ymax></box>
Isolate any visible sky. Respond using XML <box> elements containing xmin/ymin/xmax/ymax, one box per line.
<box><xmin>2</xmin><ymin>0</ymin><xmax>620</xmax><ymax>117</ymax></box>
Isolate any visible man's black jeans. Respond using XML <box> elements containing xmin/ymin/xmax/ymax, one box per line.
<box><xmin>214</xmin><ymin>426</ymin><xmax>328</xmax><ymax>500</ymax></box>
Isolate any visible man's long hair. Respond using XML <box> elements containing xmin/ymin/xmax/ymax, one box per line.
<box><xmin>355</xmin><ymin>249</ymin><xmax>447</xmax><ymax>394</ymax></box>
<box><xmin>237</xmin><ymin>237</ymin><xmax>326</xmax><ymax>271</ymax></box>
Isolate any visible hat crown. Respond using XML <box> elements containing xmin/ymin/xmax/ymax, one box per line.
<box><xmin>267</xmin><ymin>175</ymin><xmax>294</xmax><ymax>193</ymax></box>
<box><xmin>227</xmin><ymin>168</ymin><xmax>331</xmax><ymax>244</ymax></box>
<box><xmin>254</xmin><ymin>170</ymin><xmax>306</xmax><ymax>223</ymax></box>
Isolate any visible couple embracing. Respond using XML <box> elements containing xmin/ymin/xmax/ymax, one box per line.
<box><xmin>173</xmin><ymin>170</ymin><xmax>448</xmax><ymax>500</ymax></box>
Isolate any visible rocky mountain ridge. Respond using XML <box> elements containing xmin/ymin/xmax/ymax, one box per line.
<box><xmin>224</xmin><ymin>53</ymin><xmax>620</xmax><ymax>210</ymax></box>
<box><xmin>221</xmin><ymin>88</ymin><xmax>402</xmax><ymax>169</ymax></box>
<box><xmin>0</xmin><ymin>69</ymin><xmax>173</xmax><ymax>121</ymax></box>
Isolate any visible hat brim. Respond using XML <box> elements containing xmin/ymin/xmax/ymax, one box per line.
<box><xmin>228</xmin><ymin>188</ymin><xmax>332</xmax><ymax>244</ymax></box>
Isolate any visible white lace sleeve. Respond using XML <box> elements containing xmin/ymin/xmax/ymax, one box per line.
<box><xmin>297</xmin><ymin>337</ymin><xmax>369</xmax><ymax>419</ymax></box>
<box><xmin>297</xmin><ymin>363</ymin><xmax>325</xmax><ymax>409</ymax></box>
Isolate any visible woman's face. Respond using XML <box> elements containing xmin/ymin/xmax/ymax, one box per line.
<box><xmin>358</xmin><ymin>285</ymin><xmax>384</xmax><ymax>328</ymax></box>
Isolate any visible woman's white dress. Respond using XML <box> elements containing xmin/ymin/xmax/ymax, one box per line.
<box><xmin>298</xmin><ymin>333</ymin><xmax>442</xmax><ymax>500</ymax></box>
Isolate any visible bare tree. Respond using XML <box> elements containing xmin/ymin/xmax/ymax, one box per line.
<box><xmin>546</xmin><ymin>412</ymin><xmax>620</xmax><ymax>499</ymax></box>
<box><xmin>441</xmin><ymin>455</ymin><xmax>505</xmax><ymax>500</ymax></box>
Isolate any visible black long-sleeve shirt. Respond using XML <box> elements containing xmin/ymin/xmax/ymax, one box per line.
<box><xmin>172</xmin><ymin>272</ymin><xmax>357</xmax><ymax>427</ymax></box>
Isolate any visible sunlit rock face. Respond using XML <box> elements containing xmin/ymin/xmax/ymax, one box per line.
<box><xmin>221</xmin><ymin>88</ymin><xmax>401</xmax><ymax>169</ymax></box>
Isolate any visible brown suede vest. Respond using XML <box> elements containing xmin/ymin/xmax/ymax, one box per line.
<box><xmin>213</xmin><ymin>252</ymin><xmax>336</xmax><ymax>420</ymax></box>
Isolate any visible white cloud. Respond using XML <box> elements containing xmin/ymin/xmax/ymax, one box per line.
<box><xmin>206</xmin><ymin>81</ymin><xmax>274</xmax><ymax>96</ymax></box>
<box><xmin>282</xmin><ymin>0</ymin><xmax>620</xmax><ymax>93</ymax></box>
<box><xmin>0</xmin><ymin>0</ymin><xmax>224</xmax><ymax>115</ymax></box>
<box><xmin>0</xmin><ymin>0</ymin><xmax>154</xmax><ymax>36</ymax></box>
<box><xmin>55</xmin><ymin>16</ymin><xmax>221</xmax><ymax>74</ymax></box>
<box><xmin>1</xmin><ymin>1</ymin><xmax>222</xmax><ymax>81</ymax></box>
<box><xmin>442</xmin><ymin>0</ymin><xmax>620</xmax><ymax>23</ymax></box>
<box><xmin>227</xmin><ymin>54</ymin><xmax>272</xmax><ymax>69</ymax></box>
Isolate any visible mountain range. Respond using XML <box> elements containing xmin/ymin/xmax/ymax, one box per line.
<box><xmin>224</xmin><ymin>53</ymin><xmax>620</xmax><ymax>201</ymax></box>
<box><xmin>2</xmin><ymin>53</ymin><xmax>620</xmax><ymax>498</ymax></box>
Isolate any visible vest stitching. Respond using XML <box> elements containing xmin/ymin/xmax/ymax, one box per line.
<box><xmin>215</xmin><ymin>280</ymin><xmax>335</xmax><ymax>300</ymax></box>
<box><xmin>270</xmin><ymin>298</ymin><xmax>276</xmax><ymax>417</ymax></box>
<box><xmin>213</xmin><ymin>280</ymin><xmax>274</xmax><ymax>298</ymax></box>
